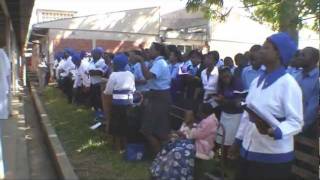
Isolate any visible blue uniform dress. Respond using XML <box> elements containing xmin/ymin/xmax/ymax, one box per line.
<box><xmin>169</xmin><ymin>62</ymin><xmax>181</xmax><ymax>104</ymax></box>
<box><xmin>131</xmin><ymin>62</ymin><xmax>149</xmax><ymax>92</ymax></box>
<box><xmin>293</xmin><ymin>67</ymin><xmax>319</xmax><ymax>133</ymax></box>
<box><xmin>241</xmin><ymin>65</ymin><xmax>264</xmax><ymax>90</ymax></box>
<box><xmin>141</xmin><ymin>56</ymin><xmax>172</xmax><ymax>139</ymax></box>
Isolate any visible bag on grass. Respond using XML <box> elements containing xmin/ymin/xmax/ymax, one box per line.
<box><xmin>125</xmin><ymin>143</ymin><xmax>144</xmax><ymax>161</ymax></box>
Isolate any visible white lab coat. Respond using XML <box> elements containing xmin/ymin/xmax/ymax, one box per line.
<box><xmin>0</xmin><ymin>49</ymin><xmax>11</xmax><ymax>119</ymax></box>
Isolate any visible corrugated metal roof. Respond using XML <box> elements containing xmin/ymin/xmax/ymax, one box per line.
<box><xmin>161</xmin><ymin>9</ymin><xmax>208</xmax><ymax>30</ymax></box>
<box><xmin>33</xmin><ymin>7</ymin><xmax>160</xmax><ymax>35</ymax></box>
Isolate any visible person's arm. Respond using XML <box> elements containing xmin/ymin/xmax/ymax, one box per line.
<box><xmin>303</xmin><ymin>92</ymin><xmax>319</xmax><ymax>128</ymax></box>
<box><xmin>268</xmin><ymin>80</ymin><xmax>304</xmax><ymax>139</ymax></box>
<box><xmin>134</xmin><ymin>63</ymin><xmax>148</xmax><ymax>85</ymax></box>
<box><xmin>139</xmin><ymin>58</ymin><xmax>156</xmax><ymax>80</ymax></box>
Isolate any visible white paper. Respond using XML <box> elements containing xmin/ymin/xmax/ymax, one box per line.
<box><xmin>90</xmin><ymin>122</ymin><xmax>102</xmax><ymax>130</ymax></box>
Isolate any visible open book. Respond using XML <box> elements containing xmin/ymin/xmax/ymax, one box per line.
<box><xmin>241</xmin><ymin>102</ymin><xmax>281</xmax><ymax>128</ymax></box>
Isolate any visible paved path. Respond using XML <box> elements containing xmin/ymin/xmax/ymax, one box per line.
<box><xmin>0</xmin><ymin>90</ymin><xmax>57</xmax><ymax>179</ymax></box>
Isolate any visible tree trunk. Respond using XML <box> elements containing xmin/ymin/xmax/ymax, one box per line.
<box><xmin>279</xmin><ymin>0</ymin><xmax>299</xmax><ymax>44</ymax></box>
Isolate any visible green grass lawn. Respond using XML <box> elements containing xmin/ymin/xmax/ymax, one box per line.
<box><xmin>42</xmin><ymin>86</ymin><xmax>150</xmax><ymax>180</ymax></box>
<box><xmin>41</xmin><ymin>85</ymin><xmax>236</xmax><ymax>180</ymax></box>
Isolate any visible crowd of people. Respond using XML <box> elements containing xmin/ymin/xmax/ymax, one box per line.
<box><xmin>50</xmin><ymin>32</ymin><xmax>319</xmax><ymax>180</ymax></box>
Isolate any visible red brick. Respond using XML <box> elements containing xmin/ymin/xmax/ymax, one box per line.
<box><xmin>53</xmin><ymin>38</ymin><xmax>92</xmax><ymax>54</ymax></box>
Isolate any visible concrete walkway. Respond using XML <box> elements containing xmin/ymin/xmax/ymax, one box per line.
<box><xmin>0</xmin><ymin>90</ymin><xmax>57</xmax><ymax>179</ymax></box>
<box><xmin>1</xmin><ymin>93</ymin><xmax>29</xmax><ymax>179</ymax></box>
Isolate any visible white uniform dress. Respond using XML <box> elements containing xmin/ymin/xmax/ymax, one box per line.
<box><xmin>201</xmin><ymin>67</ymin><xmax>219</xmax><ymax>108</ymax></box>
<box><xmin>73</xmin><ymin>61</ymin><xmax>91</xmax><ymax>88</ymax></box>
<box><xmin>87</xmin><ymin>58</ymin><xmax>107</xmax><ymax>85</ymax></box>
<box><xmin>57</xmin><ymin>56</ymin><xmax>75</xmax><ymax>79</ymax></box>
<box><xmin>235</xmin><ymin>67</ymin><xmax>303</xmax><ymax>163</ymax></box>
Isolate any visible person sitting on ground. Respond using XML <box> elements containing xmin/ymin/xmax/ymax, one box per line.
<box><xmin>170</xmin><ymin>110</ymin><xmax>197</xmax><ymax>141</ymax></box>
<box><xmin>103</xmin><ymin>53</ymin><xmax>135</xmax><ymax>153</ymax></box>
<box><xmin>150</xmin><ymin>103</ymin><xmax>218</xmax><ymax>180</ymax></box>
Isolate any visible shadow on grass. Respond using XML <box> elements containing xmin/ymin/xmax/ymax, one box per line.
<box><xmin>42</xmin><ymin>86</ymin><xmax>150</xmax><ymax>180</ymax></box>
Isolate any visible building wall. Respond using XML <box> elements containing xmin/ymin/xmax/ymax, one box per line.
<box><xmin>47</xmin><ymin>28</ymin><xmax>157</xmax><ymax>63</ymax></box>
<box><xmin>96</xmin><ymin>40</ymin><xmax>141</xmax><ymax>53</ymax></box>
<box><xmin>53</xmin><ymin>38</ymin><xmax>93</xmax><ymax>52</ymax></box>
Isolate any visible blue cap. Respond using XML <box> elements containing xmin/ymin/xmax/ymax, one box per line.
<box><xmin>91</xmin><ymin>47</ymin><xmax>104</xmax><ymax>56</ymax></box>
<box><xmin>268</xmin><ymin>32</ymin><xmax>297</xmax><ymax>66</ymax></box>
<box><xmin>113</xmin><ymin>53</ymin><xmax>128</xmax><ymax>71</ymax></box>
<box><xmin>71</xmin><ymin>53</ymin><xmax>81</xmax><ymax>64</ymax></box>
<box><xmin>64</xmin><ymin>48</ymin><xmax>75</xmax><ymax>56</ymax></box>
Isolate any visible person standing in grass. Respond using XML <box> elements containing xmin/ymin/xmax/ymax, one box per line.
<box><xmin>139</xmin><ymin>42</ymin><xmax>171</xmax><ymax>155</ymax></box>
<box><xmin>72</xmin><ymin>52</ymin><xmax>91</xmax><ymax>105</ymax></box>
<box><xmin>88</xmin><ymin>47</ymin><xmax>107</xmax><ymax>114</ymax></box>
<box><xmin>103</xmin><ymin>53</ymin><xmax>135</xmax><ymax>153</ymax></box>
<box><xmin>229</xmin><ymin>32</ymin><xmax>303</xmax><ymax>180</ymax></box>
<box><xmin>57</xmin><ymin>48</ymin><xmax>76</xmax><ymax>103</ymax></box>
<box><xmin>150</xmin><ymin>103</ymin><xmax>218</xmax><ymax>180</ymax></box>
